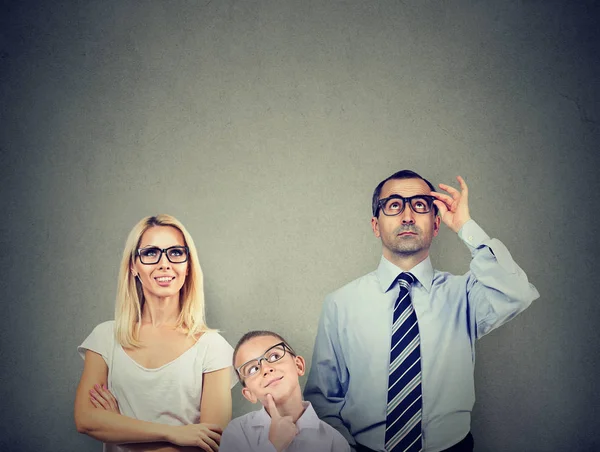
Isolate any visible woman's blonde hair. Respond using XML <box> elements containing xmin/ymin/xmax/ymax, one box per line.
<box><xmin>115</xmin><ymin>214</ymin><xmax>212</xmax><ymax>347</ymax></box>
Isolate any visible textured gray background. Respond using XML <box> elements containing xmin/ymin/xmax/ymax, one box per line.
<box><xmin>1</xmin><ymin>1</ymin><xmax>599</xmax><ymax>451</ymax></box>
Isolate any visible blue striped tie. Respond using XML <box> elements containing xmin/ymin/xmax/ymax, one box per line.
<box><xmin>385</xmin><ymin>272</ymin><xmax>422</xmax><ymax>452</ymax></box>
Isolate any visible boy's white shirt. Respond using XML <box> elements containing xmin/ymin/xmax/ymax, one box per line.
<box><xmin>220</xmin><ymin>401</ymin><xmax>350</xmax><ymax>452</ymax></box>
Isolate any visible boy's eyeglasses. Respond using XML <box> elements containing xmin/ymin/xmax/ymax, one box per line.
<box><xmin>236</xmin><ymin>342</ymin><xmax>295</xmax><ymax>379</ymax></box>
<box><xmin>136</xmin><ymin>246</ymin><xmax>189</xmax><ymax>265</ymax></box>
<box><xmin>377</xmin><ymin>194</ymin><xmax>435</xmax><ymax>216</ymax></box>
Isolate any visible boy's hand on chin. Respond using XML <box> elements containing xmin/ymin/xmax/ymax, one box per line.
<box><xmin>265</xmin><ymin>394</ymin><xmax>298</xmax><ymax>452</ymax></box>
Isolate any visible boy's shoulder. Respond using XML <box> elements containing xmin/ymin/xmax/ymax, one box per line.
<box><xmin>225</xmin><ymin>407</ymin><xmax>270</xmax><ymax>432</ymax></box>
<box><xmin>303</xmin><ymin>403</ymin><xmax>350</xmax><ymax>449</ymax></box>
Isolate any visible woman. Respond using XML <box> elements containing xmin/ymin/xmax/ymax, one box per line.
<box><xmin>75</xmin><ymin>215</ymin><xmax>233</xmax><ymax>452</ymax></box>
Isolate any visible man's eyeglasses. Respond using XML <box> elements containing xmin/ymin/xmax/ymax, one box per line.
<box><xmin>236</xmin><ymin>342</ymin><xmax>295</xmax><ymax>380</ymax></box>
<box><xmin>136</xmin><ymin>246</ymin><xmax>189</xmax><ymax>265</ymax></box>
<box><xmin>376</xmin><ymin>195</ymin><xmax>435</xmax><ymax>216</ymax></box>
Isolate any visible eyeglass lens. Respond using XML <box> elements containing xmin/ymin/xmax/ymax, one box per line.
<box><xmin>382</xmin><ymin>196</ymin><xmax>432</xmax><ymax>215</ymax></box>
<box><xmin>240</xmin><ymin>344</ymin><xmax>287</xmax><ymax>378</ymax></box>
<box><xmin>138</xmin><ymin>246</ymin><xmax>188</xmax><ymax>264</ymax></box>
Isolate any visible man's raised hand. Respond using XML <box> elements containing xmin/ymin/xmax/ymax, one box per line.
<box><xmin>431</xmin><ymin>175</ymin><xmax>472</xmax><ymax>233</ymax></box>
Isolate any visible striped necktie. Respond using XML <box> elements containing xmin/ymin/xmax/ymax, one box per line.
<box><xmin>385</xmin><ymin>272</ymin><xmax>422</xmax><ymax>452</ymax></box>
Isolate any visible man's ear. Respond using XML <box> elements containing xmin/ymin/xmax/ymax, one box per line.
<box><xmin>242</xmin><ymin>387</ymin><xmax>258</xmax><ymax>404</ymax></box>
<box><xmin>433</xmin><ymin>214</ymin><xmax>441</xmax><ymax>237</ymax></box>
<box><xmin>371</xmin><ymin>217</ymin><xmax>381</xmax><ymax>238</ymax></box>
<box><xmin>295</xmin><ymin>355</ymin><xmax>306</xmax><ymax>377</ymax></box>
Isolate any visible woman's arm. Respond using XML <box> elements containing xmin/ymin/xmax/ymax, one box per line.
<box><xmin>199</xmin><ymin>367</ymin><xmax>233</xmax><ymax>430</ymax></box>
<box><xmin>75</xmin><ymin>350</ymin><xmax>220</xmax><ymax>450</ymax></box>
<box><xmin>75</xmin><ymin>350</ymin><xmax>173</xmax><ymax>443</ymax></box>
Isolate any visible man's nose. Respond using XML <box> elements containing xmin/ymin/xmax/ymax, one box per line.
<box><xmin>400</xmin><ymin>204</ymin><xmax>416</xmax><ymax>224</ymax></box>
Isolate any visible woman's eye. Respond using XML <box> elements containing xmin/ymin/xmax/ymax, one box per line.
<box><xmin>141</xmin><ymin>248</ymin><xmax>158</xmax><ymax>257</ymax></box>
<box><xmin>247</xmin><ymin>365</ymin><xmax>260</xmax><ymax>375</ymax></box>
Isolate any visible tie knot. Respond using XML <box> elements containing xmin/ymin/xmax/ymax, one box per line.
<box><xmin>397</xmin><ymin>272</ymin><xmax>415</xmax><ymax>288</ymax></box>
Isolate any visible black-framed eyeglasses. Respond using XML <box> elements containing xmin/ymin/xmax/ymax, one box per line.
<box><xmin>136</xmin><ymin>246</ymin><xmax>189</xmax><ymax>265</ymax></box>
<box><xmin>236</xmin><ymin>342</ymin><xmax>295</xmax><ymax>380</ymax></box>
<box><xmin>376</xmin><ymin>195</ymin><xmax>435</xmax><ymax>216</ymax></box>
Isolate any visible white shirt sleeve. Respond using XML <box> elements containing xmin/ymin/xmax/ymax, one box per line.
<box><xmin>197</xmin><ymin>331</ymin><xmax>238</xmax><ymax>388</ymax></box>
<box><xmin>201</xmin><ymin>332</ymin><xmax>234</xmax><ymax>372</ymax></box>
<box><xmin>77</xmin><ymin>320</ymin><xmax>115</xmax><ymax>365</ymax></box>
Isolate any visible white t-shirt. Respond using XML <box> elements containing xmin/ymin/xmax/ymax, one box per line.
<box><xmin>78</xmin><ymin>320</ymin><xmax>235</xmax><ymax>452</ymax></box>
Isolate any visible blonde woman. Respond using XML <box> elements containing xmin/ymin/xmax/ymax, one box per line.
<box><xmin>75</xmin><ymin>215</ymin><xmax>233</xmax><ymax>452</ymax></box>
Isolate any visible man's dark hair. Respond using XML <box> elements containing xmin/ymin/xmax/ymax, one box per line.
<box><xmin>371</xmin><ymin>169</ymin><xmax>438</xmax><ymax>217</ymax></box>
<box><xmin>233</xmin><ymin>330</ymin><xmax>296</xmax><ymax>386</ymax></box>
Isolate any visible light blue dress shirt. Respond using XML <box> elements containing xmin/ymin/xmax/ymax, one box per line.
<box><xmin>304</xmin><ymin>220</ymin><xmax>540</xmax><ymax>452</ymax></box>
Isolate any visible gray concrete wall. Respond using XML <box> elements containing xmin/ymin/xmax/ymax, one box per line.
<box><xmin>1</xmin><ymin>1</ymin><xmax>598</xmax><ymax>451</ymax></box>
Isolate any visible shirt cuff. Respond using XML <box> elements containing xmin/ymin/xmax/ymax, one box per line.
<box><xmin>458</xmin><ymin>219</ymin><xmax>490</xmax><ymax>251</ymax></box>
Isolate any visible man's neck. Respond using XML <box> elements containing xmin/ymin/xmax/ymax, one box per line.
<box><xmin>384</xmin><ymin>249</ymin><xmax>429</xmax><ymax>272</ymax></box>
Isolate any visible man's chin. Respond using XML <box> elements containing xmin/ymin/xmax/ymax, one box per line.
<box><xmin>390</xmin><ymin>241</ymin><xmax>423</xmax><ymax>255</ymax></box>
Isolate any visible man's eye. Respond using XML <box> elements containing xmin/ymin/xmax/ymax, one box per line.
<box><xmin>388</xmin><ymin>201</ymin><xmax>401</xmax><ymax>210</ymax></box>
<box><xmin>412</xmin><ymin>198</ymin><xmax>430</xmax><ymax>211</ymax></box>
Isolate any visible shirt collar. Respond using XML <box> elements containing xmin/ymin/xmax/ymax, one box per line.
<box><xmin>249</xmin><ymin>401</ymin><xmax>320</xmax><ymax>430</ymax></box>
<box><xmin>376</xmin><ymin>255</ymin><xmax>433</xmax><ymax>293</ymax></box>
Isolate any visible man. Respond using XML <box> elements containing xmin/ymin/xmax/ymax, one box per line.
<box><xmin>304</xmin><ymin>170</ymin><xmax>539</xmax><ymax>452</ymax></box>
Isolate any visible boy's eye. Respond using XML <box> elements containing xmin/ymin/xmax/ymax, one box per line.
<box><xmin>267</xmin><ymin>351</ymin><xmax>282</xmax><ymax>362</ymax></box>
<box><xmin>246</xmin><ymin>364</ymin><xmax>260</xmax><ymax>376</ymax></box>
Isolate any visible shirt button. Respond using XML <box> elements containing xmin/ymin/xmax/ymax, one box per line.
<box><xmin>468</xmin><ymin>236</ymin><xmax>473</xmax><ymax>241</ymax></box>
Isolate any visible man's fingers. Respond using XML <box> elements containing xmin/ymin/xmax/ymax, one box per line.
<box><xmin>438</xmin><ymin>183</ymin><xmax>460</xmax><ymax>198</ymax></box>
<box><xmin>430</xmin><ymin>191</ymin><xmax>453</xmax><ymax>206</ymax></box>
<box><xmin>266</xmin><ymin>394</ymin><xmax>280</xmax><ymax>418</ymax></box>
<box><xmin>433</xmin><ymin>200</ymin><xmax>448</xmax><ymax>217</ymax></box>
<box><xmin>456</xmin><ymin>176</ymin><xmax>468</xmax><ymax>198</ymax></box>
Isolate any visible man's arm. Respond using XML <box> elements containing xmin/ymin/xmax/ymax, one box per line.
<box><xmin>304</xmin><ymin>298</ymin><xmax>355</xmax><ymax>446</ymax></box>
<box><xmin>431</xmin><ymin>176</ymin><xmax>540</xmax><ymax>337</ymax></box>
<box><xmin>460</xmin><ymin>219</ymin><xmax>540</xmax><ymax>337</ymax></box>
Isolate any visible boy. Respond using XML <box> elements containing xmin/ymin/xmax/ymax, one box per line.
<box><xmin>220</xmin><ymin>331</ymin><xmax>350</xmax><ymax>452</ymax></box>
